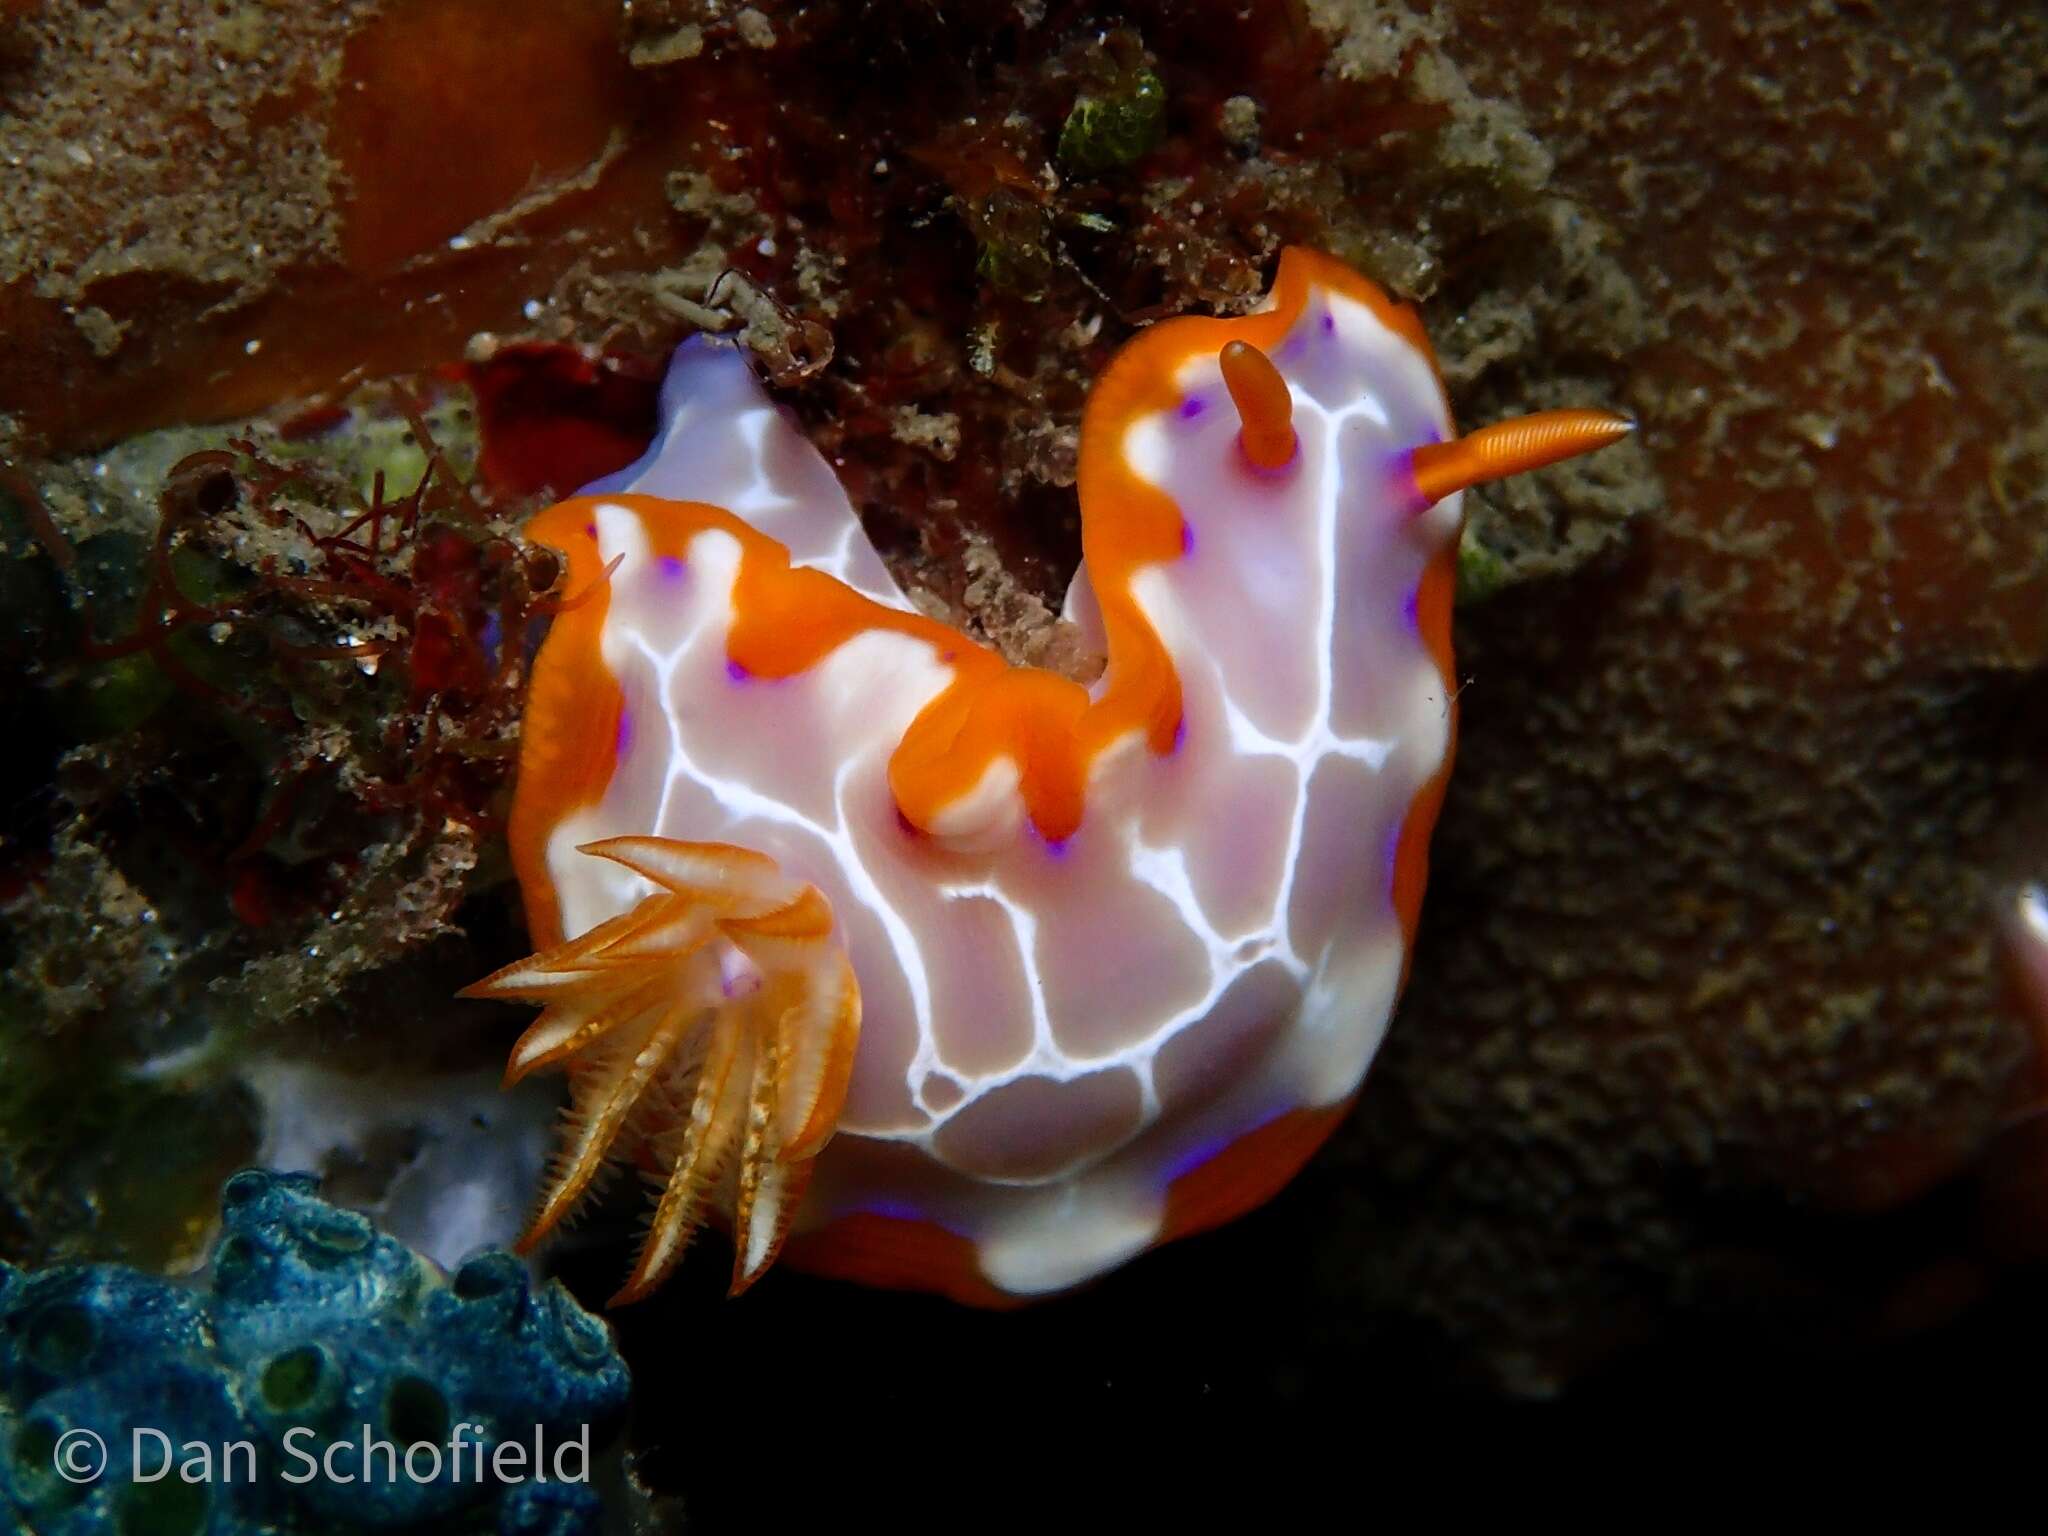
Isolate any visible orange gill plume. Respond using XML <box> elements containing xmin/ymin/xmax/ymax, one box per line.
<box><xmin>459</xmin><ymin>837</ymin><xmax>860</xmax><ymax>1304</ymax></box>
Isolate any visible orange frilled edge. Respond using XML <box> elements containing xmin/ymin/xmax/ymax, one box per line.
<box><xmin>503</xmin><ymin>248</ymin><xmax>1458</xmax><ymax>1301</ymax></box>
<box><xmin>780</xmin><ymin>1100</ymin><xmax>1358</xmax><ymax>1308</ymax></box>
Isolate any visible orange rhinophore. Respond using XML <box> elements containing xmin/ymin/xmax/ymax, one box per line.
<box><xmin>1219</xmin><ymin>338</ymin><xmax>1298</xmax><ymax>470</ymax></box>
<box><xmin>1408</xmin><ymin>407</ymin><xmax>1635</xmax><ymax>508</ymax></box>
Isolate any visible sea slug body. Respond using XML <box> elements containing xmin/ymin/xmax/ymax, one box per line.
<box><xmin>467</xmin><ymin>248</ymin><xmax>1631</xmax><ymax>1306</ymax></box>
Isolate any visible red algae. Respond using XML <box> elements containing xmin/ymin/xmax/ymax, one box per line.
<box><xmin>0</xmin><ymin>0</ymin><xmax>698</xmax><ymax>450</ymax></box>
<box><xmin>329</xmin><ymin>0</ymin><xmax>633</xmax><ymax>274</ymax></box>
<box><xmin>459</xmin><ymin>344</ymin><xmax>661</xmax><ymax>501</ymax></box>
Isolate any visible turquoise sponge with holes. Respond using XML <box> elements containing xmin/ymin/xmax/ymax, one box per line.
<box><xmin>0</xmin><ymin>1169</ymin><xmax>627</xmax><ymax>1535</ymax></box>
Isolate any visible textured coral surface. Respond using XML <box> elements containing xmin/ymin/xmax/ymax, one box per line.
<box><xmin>1357</xmin><ymin>0</ymin><xmax>2048</xmax><ymax>1392</ymax></box>
<box><xmin>0</xmin><ymin>0</ymin><xmax>2042</xmax><ymax>1461</ymax></box>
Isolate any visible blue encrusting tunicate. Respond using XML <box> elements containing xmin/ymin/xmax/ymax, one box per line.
<box><xmin>0</xmin><ymin>1169</ymin><xmax>628</xmax><ymax>1535</ymax></box>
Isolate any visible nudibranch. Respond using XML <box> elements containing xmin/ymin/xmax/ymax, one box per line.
<box><xmin>466</xmin><ymin>248</ymin><xmax>1631</xmax><ymax>1305</ymax></box>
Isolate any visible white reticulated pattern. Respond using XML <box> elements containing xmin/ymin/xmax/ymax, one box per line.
<box><xmin>545</xmin><ymin>297</ymin><xmax>1458</xmax><ymax>1293</ymax></box>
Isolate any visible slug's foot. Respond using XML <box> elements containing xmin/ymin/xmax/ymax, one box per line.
<box><xmin>461</xmin><ymin>837</ymin><xmax>860</xmax><ymax>1304</ymax></box>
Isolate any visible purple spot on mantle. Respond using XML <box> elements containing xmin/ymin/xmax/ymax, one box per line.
<box><xmin>656</xmin><ymin>554</ymin><xmax>685</xmax><ymax>582</ymax></box>
<box><xmin>856</xmin><ymin>1197</ymin><xmax>961</xmax><ymax>1232</ymax></box>
<box><xmin>1402</xmin><ymin>586</ymin><xmax>1420</xmax><ymax>635</ymax></box>
<box><xmin>1321</xmin><ymin>310</ymin><xmax>1337</xmax><ymax>335</ymax></box>
<box><xmin>1180</xmin><ymin>521</ymin><xmax>1196</xmax><ymax>557</ymax></box>
<box><xmin>1161</xmin><ymin>1108</ymin><xmax>1289</xmax><ymax>1185</ymax></box>
<box><xmin>1161</xmin><ymin>1131</ymin><xmax>1236</xmax><ymax>1184</ymax></box>
<box><xmin>1026</xmin><ymin>819</ymin><xmax>1072</xmax><ymax>860</ymax></box>
<box><xmin>1179</xmin><ymin>394</ymin><xmax>1208</xmax><ymax>421</ymax></box>
<box><xmin>582</xmin><ymin>522</ymin><xmax>597</xmax><ymax>538</ymax></box>
<box><xmin>614</xmin><ymin>704</ymin><xmax>634</xmax><ymax>759</ymax></box>
<box><xmin>1383</xmin><ymin>821</ymin><xmax>1404</xmax><ymax>894</ymax></box>
<box><xmin>725</xmin><ymin>658</ymin><xmax>750</xmax><ymax>683</ymax></box>
<box><xmin>1171</xmin><ymin>716</ymin><xmax>1188</xmax><ymax>755</ymax></box>
<box><xmin>1384</xmin><ymin>451</ymin><xmax>1430</xmax><ymax>517</ymax></box>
